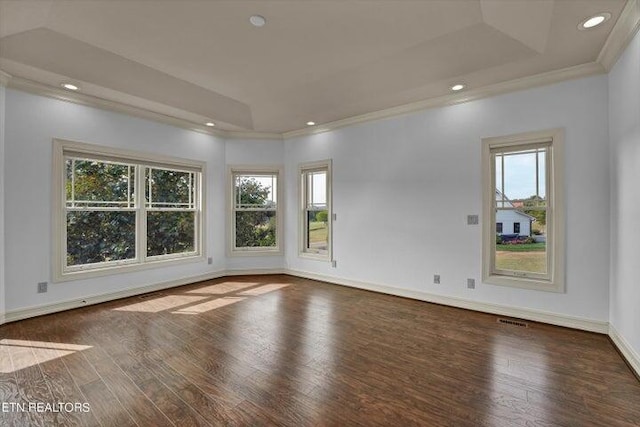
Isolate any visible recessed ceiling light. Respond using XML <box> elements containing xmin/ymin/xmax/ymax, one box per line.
<box><xmin>579</xmin><ymin>12</ymin><xmax>611</xmax><ymax>30</ymax></box>
<box><xmin>450</xmin><ymin>84</ymin><xmax>465</xmax><ymax>92</ymax></box>
<box><xmin>61</xmin><ymin>83</ymin><xmax>79</xmax><ymax>91</ymax></box>
<box><xmin>306</xmin><ymin>121</ymin><xmax>316</xmax><ymax>126</ymax></box>
<box><xmin>205</xmin><ymin>122</ymin><xmax>215</xmax><ymax>127</ymax></box>
<box><xmin>249</xmin><ymin>15</ymin><xmax>266</xmax><ymax>27</ymax></box>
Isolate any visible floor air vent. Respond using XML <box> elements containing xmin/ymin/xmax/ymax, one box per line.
<box><xmin>497</xmin><ymin>318</ymin><xmax>529</xmax><ymax>328</ymax></box>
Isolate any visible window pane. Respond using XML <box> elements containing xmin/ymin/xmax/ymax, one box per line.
<box><xmin>146</xmin><ymin>168</ymin><xmax>195</xmax><ymax>208</ymax></box>
<box><xmin>307</xmin><ymin>210</ymin><xmax>328</xmax><ymax>251</ymax></box>
<box><xmin>495</xmin><ymin>210</ymin><xmax>546</xmax><ymax>274</ymax></box>
<box><xmin>67</xmin><ymin>159</ymin><xmax>135</xmax><ymax>207</ymax></box>
<box><xmin>235</xmin><ymin>211</ymin><xmax>277</xmax><ymax>248</ymax></box>
<box><xmin>307</xmin><ymin>171</ymin><xmax>327</xmax><ymax>207</ymax></box>
<box><xmin>66</xmin><ymin>211</ymin><xmax>136</xmax><ymax>266</ymax></box>
<box><xmin>496</xmin><ymin>148</ymin><xmax>547</xmax><ymax>206</ymax></box>
<box><xmin>235</xmin><ymin>175</ymin><xmax>276</xmax><ymax>208</ymax></box>
<box><xmin>147</xmin><ymin>211</ymin><xmax>195</xmax><ymax>256</ymax></box>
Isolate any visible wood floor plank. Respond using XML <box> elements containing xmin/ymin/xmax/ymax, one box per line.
<box><xmin>78</xmin><ymin>343</ymin><xmax>174</xmax><ymax>427</ymax></box>
<box><xmin>86</xmin><ymin>321</ymin><xmax>214</xmax><ymax>427</ymax></box>
<box><xmin>4</xmin><ymin>327</ymin><xmax>58</xmax><ymax>427</ymax></box>
<box><xmin>79</xmin><ymin>378</ymin><xmax>138</xmax><ymax>427</ymax></box>
<box><xmin>14</xmin><ymin>317</ymin><xmax>101</xmax><ymax>427</ymax></box>
<box><xmin>0</xmin><ymin>274</ymin><xmax>638</xmax><ymax>426</ymax></box>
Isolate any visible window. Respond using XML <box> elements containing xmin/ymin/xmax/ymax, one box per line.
<box><xmin>229</xmin><ymin>167</ymin><xmax>282</xmax><ymax>255</ymax></box>
<box><xmin>300</xmin><ymin>160</ymin><xmax>332</xmax><ymax>260</ymax></box>
<box><xmin>482</xmin><ymin>129</ymin><xmax>564</xmax><ymax>292</ymax></box>
<box><xmin>53</xmin><ymin>139</ymin><xmax>205</xmax><ymax>281</ymax></box>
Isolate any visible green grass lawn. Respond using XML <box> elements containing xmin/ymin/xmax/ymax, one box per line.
<box><xmin>496</xmin><ymin>237</ymin><xmax>546</xmax><ymax>273</ymax></box>
<box><xmin>309</xmin><ymin>221</ymin><xmax>328</xmax><ymax>247</ymax></box>
<box><xmin>496</xmin><ymin>251</ymin><xmax>546</xmax><ymax>273</ymax></box>
<box><xmin>496</xmin><ymin>243</ymin><xmax>546</xmax><ymax>252</ymax></box>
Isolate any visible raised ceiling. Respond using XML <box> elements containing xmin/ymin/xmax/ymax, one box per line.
<box><xmin>0</xmin><ymin>0</ymin><xmax>630</xmax><ymax>135</ymax></box>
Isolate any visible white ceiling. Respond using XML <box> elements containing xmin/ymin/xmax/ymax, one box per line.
<box><xmin>0</xmin><ymin>0</ymin><xmax>628</xmax><ymax>134</ymax></box>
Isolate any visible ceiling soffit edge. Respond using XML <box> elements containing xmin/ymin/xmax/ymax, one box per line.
<box><xmin>4</xmin><ymin>74</ymin><xmax>282</xmax><ymax>140</ymax></box>
<box><xmin>0</xmin><ymin>62</ymin><xmax>606</xmax><ymax>142</ymax></box>
<box><xmin>2</xmin><ymin>0</ymin><xmax>638</xmax><ymax>141</ymax></box>
<box><xmin>0</xmin><ymin>70</ymin><xmax>11</xmax><ymax>86</ymax></box>
<box><xmin>282</xmin><ymin>62</ymin><xmax>604</xmax><ymax>139</ymax></box>
<box><xmin>598</xmin><ymin>0</ymin><xmax>640</xmax><ymax>70</ymax></box>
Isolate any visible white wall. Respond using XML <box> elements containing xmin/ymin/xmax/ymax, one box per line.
<box><xmin>224</xmin><ymin>138</ymin><xmax>286</xmax><ymax>271</ymax></box>
<box><xmin>285</xmin><ymin>75</ymin><xmax>611</xmax><ymax>323</ymax></box>
<box><xmin>609</xmin><ymin>29</ymin><xmax>640</xmax><ymax>358</ymax></box>
<box><xmin>4</xmin><ymin>89</ymin><xmax>227</xmax><ymax>312</ymax></box>
<box><xmin>0</xmin><ymin>84</ymin><xmax>6</xmax><ymax>321</ymax></box>
<box><xmin>0</xmin><ymin>73</ymin><xmax>616</xmax><ymax>330</ymax></box>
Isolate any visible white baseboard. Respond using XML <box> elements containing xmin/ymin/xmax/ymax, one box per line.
<box><xmin>1</xmin><ymin>268</ymin><xmax>287</xmax><ymax>325</ymax></box>
<box><xmin>287</xmin><ymin>269</ymin><xmax>609</xmax><ymax>334</ymax></box>
<box><xmin>0</xmin><ymin>267</ymin><xmax>610</xmax><ymax>335</ymax></box>
<box><xmin>2</xmin><ymin>270</ymin><xmax>227</xmax><ymax>324</ymax></box>
<box><xmin>224</xmin><ymin>268</ymin><xmax>285</xmax><ymax>276</ymax></box>
<box><xmin>4</xmin><ymin>267</ymin><xmax>639</xmax><ymax>382</ymax></box>
<box><xmin>3</xmin><ymin>267</ymin><xmax>609</xmax><ymax>334</ymax></box>
<box><xmin>609</xmin><ymin>324</ymin><xmax>640</xmax><ymax>378</ymax></box>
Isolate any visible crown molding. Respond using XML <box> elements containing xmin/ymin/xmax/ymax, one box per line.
<box><xmin>0</xmin><ymin>58</ymin><xmax>610</xmax><ymax>142</ymax></box>
<box><xmin>282</xmin><ymin>62</ymin><xmax>605</xmax><ymax>139</ymax></box>
<box><xmin>0</xmin><ymin>70</ymin><xmax>11</xmax><ymax>87</ymax></box>
<box><xmin>3</xmin><ymin>0</ymin><xmax>635</xmax><ymax>142</ymax></box>
<box><xmin>223</xmin><ymin>131</ymin><xmax>283</xmax><ymax>141</ymax></box>
<box><xmin>7</xmin><ymin>75</ymin><xmax>227</xmax><ymax>137</ymax></box>
<box><xmin>2</xmin><ymin>73</ymin><xmax>284</xmax><ymax>141</ymax></box>
<box><xmin>598</xmin><ymin>0</ymin><xmax>640</xmax><ymax>71</ymax></box>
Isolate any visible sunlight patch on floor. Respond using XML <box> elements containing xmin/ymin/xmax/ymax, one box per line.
<box><xmin>186</xmin><ymin>281</ymin><xmax>259</xmax><ymax>295</ymax></box>
<box><xmin>113</xmin><ymin>295</ymin><xmax>207</xmax><ymax>313</ymax></box>
<box><xmin>172</xmin><ymin>297</ymin><xmax>246</xmax><ymax>315</ymax></box>
<box><xmin>1</xmin><ymin>339</ymin><xmax>92</xmax><ymax>374</ymax></box>
<box><xmin>238</xmin><ymin>284</ymin><xmax>289</xmax><ymax>296</ymax></box>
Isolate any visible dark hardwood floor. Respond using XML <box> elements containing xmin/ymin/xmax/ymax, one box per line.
<box><xmin>1</xmin><ymin>274</ymin><xmax>639</xmax><ymax>426</ymax></box>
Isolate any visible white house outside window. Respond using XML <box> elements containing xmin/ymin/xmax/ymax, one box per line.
<box><xmin>482</xmin><ymin>129</ymin><xmax>565</xmax><ymax>292</ymax></box>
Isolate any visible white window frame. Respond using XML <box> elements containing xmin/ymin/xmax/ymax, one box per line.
<box><xmin>299</xmin><ymin>160</ymin><xmax>332</xmax><ymax>261</ymax></box>
<box><xmin>52</xmin><ymin>139</ymin><xmax>206</xmax><ymax>282</ymax></box>
<box><xmin>227</xmin><ymin>166</ymin><xmax>283</xmax><ymax>256</ymax></box>
<box><xmin>482</xmin><ymin>129</ymin><xmax>565</xmax><ymax>293</ymax></box>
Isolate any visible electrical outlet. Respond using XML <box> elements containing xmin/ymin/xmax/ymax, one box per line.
<box><xmin>433</xmin><ymin>274</ymin><xmax>440</xmax><ymax>284</ymax></box>
<box><xmin>331</xmin><ymin>260</ymin><xmax>337</xmax><ymax>268</ymax></box>
<box><xmin>467</xmin><ymin>278</ymin><xmax>475</xmax><ymax>289</ymax></box>
<box><xmin>37</xmin><ymin>282</ymin><xmax>48</xmax><ymax>293</ymax></box>
<box><xmin>467</xmin><ymin>215</ymin><xmax>479</xmax><ymax>225</ymax></box>
<box><xmin>207</xmin><ymin>257</ymin><xmax>213</xmax><ymax>265</ymax></box>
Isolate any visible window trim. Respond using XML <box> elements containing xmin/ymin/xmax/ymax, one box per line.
<box><xmin>481</xmin><ymin>129</ymin><xmax>565</xmax><ymax>293</ymax></box>
<box><xmin>299</xmin><ymin>159</ymin><xmax>332</xmax><ymax>261</ymax></box>
<box><xmin>227</xmin><ymin>165</ymin><xmax>284</xmax><ymax>257</ymax></box>
<box><xmin>52</xmin><ymin>139</ymin><xmax>206</xmax><ymax>282</ymax></box>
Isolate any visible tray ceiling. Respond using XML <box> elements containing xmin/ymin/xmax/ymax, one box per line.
<box><xmin>0</xmin><ymin>0</ymin><xmax>629</xmax><ymax>135</ymax></box>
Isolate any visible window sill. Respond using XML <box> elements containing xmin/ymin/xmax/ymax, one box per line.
<box><xmin>298</xmin><ymin>251</ymin><xmax>331</xmax><ymax>262</ymax></box>
<box><xmin>228</xmin><ymin>248</ymin><xmax>283</xmax><ymax>257</ymax></box>
<box><xmin>54</xmin><ymin>254</ymin><xmax>204</xmax><ymax>283</ymax></box>
<box><xmin>483</xmin><ymin>273</ymin><xmax>564</xmax><ymax>293</ymax></box>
